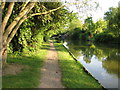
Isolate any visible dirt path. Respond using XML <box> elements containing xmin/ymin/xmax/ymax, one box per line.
<box><xmin>39</xmin><ymin>41</ymin><xmax>65</xmax><ymax>88</ymax></box>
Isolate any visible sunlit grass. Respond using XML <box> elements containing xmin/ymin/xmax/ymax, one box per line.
<box><xmin>54</xmin><ymin>43</ymin><xmax>103</xmax><ymax>88</ymax></box>
<box><xmin>2</xmin><ymin>43</ymin><xmax>49</xmax><ymax>88</ymax></box>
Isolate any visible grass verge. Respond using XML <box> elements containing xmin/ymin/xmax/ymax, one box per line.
<box><xmin>2</xmin><ymin>43</ymin><xmax>50</xmax><ymax>88</ymax></box>
<box><xmin>54</xmin><ymin>42</ymin><xmax>103</xmax><ymax>88</ymax></box>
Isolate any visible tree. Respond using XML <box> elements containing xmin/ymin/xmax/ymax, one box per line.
<box><xmin>0</xmin><ymin>1</ymin><xmax>65</xmax><ymax>64</ymax></box>
<box><xmin>10</xmin><ymin>2</ymin><xmax>75</xmax><ymax>52</ymax></box>
<box><xmin>68</xmin><ymin>18</ymin><xmax>83</xmax><ymax>30</ymax></box>
<box><xmin>84</xmin><ymin>17</ymin><xmax>95</xmax><ymax>33</ymax></box>
<box><xmin>104</xmin><ymin>7</ymin><xmax>120</xmax><ymax>37</ymax></box>
<box><xmin>95</xmin><ymin>19</ymin><xmax>107</xmax><ymax>34</ymax></box>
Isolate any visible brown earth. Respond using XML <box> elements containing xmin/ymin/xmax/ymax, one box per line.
<box><xmin>39</xmin><ymin>41</ymin><xmax>65</xmax><ymax>88</ymax></box>
<box><xmin>2</xmin><ymin>63</ymin><xmax>25</xmax><ymax>76</ymax></box>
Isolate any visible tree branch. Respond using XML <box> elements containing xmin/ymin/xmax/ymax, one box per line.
<box><xmin>1</xmin><ymin>0</ymin><xmax>6</xmax><ymax>11</ymax></box>
<box><xmin>28</xmin><ymin>4</ymin><xmax>65</xmax><ymax>18</ymax></box>
<box><xmin>7</xmin><ymin>6</ymin><xmax>33</xmax><ymax>44</ymax></box>
<box><xmin>3</xmin><ymin>2</ymin><xmax>36</xmax><ymax>44</ymax></box>
<box><xmin>27</xmin><ymin>2</ymin><xmax>80</xmax><ymax>19</ymax></box>
<box><xmin>7</xmin><ymin>16</ymin><xmax>27</xmax><ymax>44</ymax></box>
<box><xmin>20</xmin><ymin>0</ymin><xmax>31</xmax><ymax>12</ymax></box>
<box><xmin>1</xmin><ymin>2</ymin><xmax>15</xmax><ymax>34</ymax></box>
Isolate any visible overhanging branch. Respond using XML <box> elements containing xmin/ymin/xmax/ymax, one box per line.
<box><xmin>27</xmin><ymin>4</ymin><xmax>65</xmax><ymax>18</ymax></box>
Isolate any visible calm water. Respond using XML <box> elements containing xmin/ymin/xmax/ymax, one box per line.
<box><xmin>64</xmin><ymin>40</ymin><xmax>120</xmax><ymax>89</ymax></box>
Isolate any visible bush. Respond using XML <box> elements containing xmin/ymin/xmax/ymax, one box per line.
<box><xmin>79</xmin><ymin>32</ymin><xmax>90</xmax><ymax>41</ymax></box>
<box><xmin>94</xmin><ymin>33</ymin><xmax>114</xmax><ymax>43</ymax></box>
<box><xmin>114</xmin><ymin>36</ymin><xmax>120</xmax><ymax>43</ymax></box>
<box><xmin>70</xmin><ymin>28</ymin><xmax>81</xmax><ymax>40</ymax></box>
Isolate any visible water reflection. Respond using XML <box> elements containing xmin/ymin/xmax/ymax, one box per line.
<box><xmin>64</xmin><ymin>40</ymin><xmax>120</xmax><ymax>88</ymax></box>
<box><xmin>103</xmin><ymin>60</ymin><xmax>119</xmax><ymax>78</ymax></box>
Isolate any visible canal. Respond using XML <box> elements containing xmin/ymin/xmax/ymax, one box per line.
<box><xmin>64</xmin><ymin>40</ymin><xmax>120</xmax><ymax>89</ymax></box>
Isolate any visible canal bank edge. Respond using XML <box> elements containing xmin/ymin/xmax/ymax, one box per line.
<box><xmin>62</xmin><ymin>43</ymin><xmax>106</xmax><ymax>89</ymax></box>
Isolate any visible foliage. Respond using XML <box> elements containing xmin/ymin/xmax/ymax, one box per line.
<box><xmin>104</xmin><ymin>7</ymin><xmax>120</xmax><ymax>37</ymax></box>
<box><xmin>94</xmin><ymin>19</ymin><xmax>107</xmax><ymax>34</ymax></box>
<box><xmin>65</xmin><ymin>18</ymin><xmax>84</xmax><ymax>40</ymax></box>
<box><xmin>84</xmin><ymin>17</ymin><xmax>95</xmax><ymax>33</ymax></box>
<box><xmin>66</xmin><ymin>6</ymin><xmax>119</xmax><ymax>44</ymax></box>
<box><xmin>95</xmin><ymin>33</ymin><xmax>120</xmax><ymax>43</ymax></box>
<box><xmin>8</xmin><ymin>2</ymin><xmax>76</xmax><ymax>53</ymax></box>
<box><xmin>94</xmin><ymin>33</ymin><xmax>114</xmax><ymax>43</ymax></box>
<box><xmin>94</xmin><ymin>6</ymin><xmax>120</xmax><ymax>43</ymax></box>
<box><xmin>66</xmin><ymin>17</ymin><xmax>95</xmax><ymax>41</ymax></box>
<box><xmin>68</xmin><ymin>18</ymin><xmax>83</xmax><ymax>31</ymax></box>
<box><xmin>69</xmin><ymin>28</ymin><xmax>81</xmax><ymax>40</ymax></box>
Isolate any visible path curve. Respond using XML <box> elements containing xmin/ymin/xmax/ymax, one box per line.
<box><xmin>39</xmin><ymin>41</ymin><xmax>65</xmax><ymax>88</ymax></box>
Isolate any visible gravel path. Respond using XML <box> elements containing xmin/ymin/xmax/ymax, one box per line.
<box><xmin>39</xmin><ymin>41</ymin><xmax>65</xmax><ymax>88</ymax></box>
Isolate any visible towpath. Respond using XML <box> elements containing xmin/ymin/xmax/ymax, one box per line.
<box><xmin>39</xmin><ymin>41</ymin><xmax>65</xmax><ymax>88</ymax></box>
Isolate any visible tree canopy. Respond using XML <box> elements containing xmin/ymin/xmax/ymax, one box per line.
<box><xmin>0</xmin><ymin>1</ymin><xmax>82</xmax><ymax>63</ymax></box>
<box><xmin>104</xmin><ymin>7</ymin><xmax>120</xmax><ymax>36</ymax></box>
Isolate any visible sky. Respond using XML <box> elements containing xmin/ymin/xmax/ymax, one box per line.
<box><xmin>63</xmin><ymin>0</ymin><xmax>119</xmax><ymax>22</ymax></box>
<box><xmin>92</xmin><ymin>0</ymin><xmax>119</xmax><ymax>22</ymax></box>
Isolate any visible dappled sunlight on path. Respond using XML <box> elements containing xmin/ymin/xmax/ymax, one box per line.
<box><xmin>39</xmin><ymin>41</ymin><xmax>65</xmax><ymax>88</ymax></box>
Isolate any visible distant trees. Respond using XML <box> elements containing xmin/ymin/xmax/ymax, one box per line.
<box><xmin>104</xmin><ymin>7</ymin><xmax>120</xmax><ymax>37</ymax></box>
<box><xmin>66</xmin><ymin>6</ymin><xmax>120</xmax><ymax>43</ymax></box>
<box><xmin>94</xmin><ymin>7</ymin><xmax>120</xmax><ymax>43</ymax></box>
<box><xmin>84</xmin><ymin>17</ymin><xmax>95</xmax><ymax>33</ymax></box>
<box><xmin>94</xmin><ymin>19</ymin><xmax>107</xmax><ymax>34</ymax></box>
<box><xmin>66</xmin><ymin>17</ymin><xmax>106</xmax><ymax>41</ymax></box>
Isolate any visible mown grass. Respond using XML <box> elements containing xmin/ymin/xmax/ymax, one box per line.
<box><xmin>2</xmin><ymin>43</ymin><xmax>50</xmax><ymax>88</ymax></box>
<box><xmin>54</xmin><ymin>42</ymin><xmax>103</xmax><ymax>88</ymax></box>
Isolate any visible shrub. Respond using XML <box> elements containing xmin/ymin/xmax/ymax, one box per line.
<box><xmin>94</xmin><ymin>33</ymin><xmax>114</xmax><ymax>43</ymax></box>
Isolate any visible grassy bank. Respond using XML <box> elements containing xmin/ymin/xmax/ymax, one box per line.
<box><xmin>54</xmin><ymin>42</ymin><xmax>103</xmax><ymax>88</ymax></box>
<box><xmin>2</xmin><ymin>43</ymin><xmax>49</xmax><ymax>88</ymax></box>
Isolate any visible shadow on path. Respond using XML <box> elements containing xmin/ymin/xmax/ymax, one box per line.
<box><xmin>39</xmin><ymin>41</ymin><xmax>65</xmax><ymax>88</ymax></box>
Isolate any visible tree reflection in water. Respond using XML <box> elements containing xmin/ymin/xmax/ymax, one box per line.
<box><xmin>66</xmin><ymin>40</ymin><xmax>120</xmax><ymax>78</ymax></box>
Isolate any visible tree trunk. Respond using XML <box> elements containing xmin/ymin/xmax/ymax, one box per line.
<box><xmin>0</xmin><ymin>4</ymin><xmax>2</xmax><ymax>67</ymax></box>
<box><xmin>1</xmin><ymin>2</ymin><xmax>36</xmax><ymax>64</ymax></box>
<box><xmin>2</xmin><ymin>45</ymin><xmax>7</xmax><ymax>64</ymax></box>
